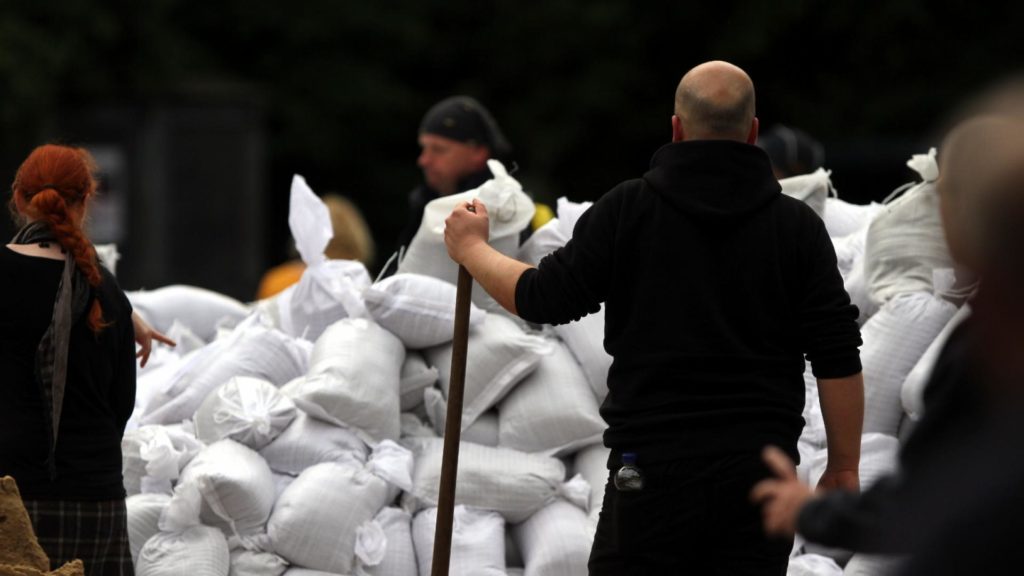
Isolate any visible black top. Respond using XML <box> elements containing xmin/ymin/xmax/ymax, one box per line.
<box><xmin>0</xmin><ymin>246</ymin><xmax>135</xmax><ymax>500</ymax></box>
<box><xmin>515</xmin><ymin>140</ymin><xmax>862</xmax><ymax>465</ymax></box>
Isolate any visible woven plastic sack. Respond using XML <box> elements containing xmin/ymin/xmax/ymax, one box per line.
<box><xmin>400</xmin><ymin>351</ymin><xmax>439</xmax><ymax>411</ymax></box>
<box><xmin>824</xmin><ymin>198</ymin><xmax>882</xmax><ymax>239</ymax></box>
<box><xmin>552</xmin><ymin>308</ymin><xmax>611</xmax><ymax>403</ymax></box>
<box><xmin>137</xmin><ymin>525</ymin><xmax>230</xmax><ymax>576</ymax></box>
<box><xmin>864</xmin><ymin>149</ymin><xmax>953</xmax><ymax>306</ymax></box>
<box><xmin>499</xmin><ymin>339</ymin><xmax>605</xmax><ymax>455</ymax></box>
<box><xmin>141</xmin><ymin>317</ymin><xmax>310</xmax><ymax>426</ymax></box>
<box><xmin>423</xmin><ymin>388</ymin><xmax>499</xmax><ymax>447</ymax></box>
<box><xmin>194</xmin><ymin>377</ymin><xmax>297</xmax><ymax>450</ymax></box>
<box><xmin>284</xmin><ymin>318</ymin><xmax>405</xmax><ymax>444</ymax></box>
<box><xmin>122</xmin><ymin>423</ymin><xmax>203</xmax><ymax>496</ymax></box>
<box><xmin>362</xmin><ymin>507</ymin><xmax>418</xmax><ymax>576</ymax></box>
<box><xmin>413</xmin><ymin>506</ymin><xmax>506</xmax><ymax>576</ymax></box>
<box><xmin>176</xmin><ymin>439</ymin><xmax>276</xmax><ymax>542</ymax></box>
<box><xmin>229</xmin><ymin>550</ymin><xmax>289</xmax><ymax>576</ymax></box>
<box><xmin>424</xmin><ymin>314</ymin><xmax>549</xmax><ymax>431</ymax></box>
<box><xmin>126</xmin><ymin>493</ymin><xmax>171</xmax><ymax>564</ymax></box>
<box><xmin>405</xmin><ymin>438</ymin><xmax>589</xmax><ymax>523</ymax></box>
<box><xmin>259</xmin><ymin>410</ymin><xmax>367</xmax><ymax>476</ymax></box>
<box><xmin>513</xmin><ymin>499</ymin><xmax>592</xmax><ymax>576</ymax></box>
<box><xmin>780</xmin><ymin>168</ymin><xmax>831</xmax><ymax>220</ymax></box>
<box><xmin>786</xmin><ymin>553</ymin><xmax>842</xmax><ymax>576</ymax></box>
<box><xmin>364</xmin><ymin>273</ymin><xmax>487</xmax><ymax>349</ymax></box>
<box><xmin>517</xmin><ymin>197</ymin><xmax>594</xmax><ymax>267</ymax></box>
<box><xmin>397</xmin><ymin>159</ymin><xmax>535</xmax><ymax>312</ymax></box>
<box><xmin>860</xmin><ymin>292</ymin><xmax>957</xmax><ymax>435</ymax></box>
<box><xmin>128</xmin><ymin>285</ymin><xmax>250</xmax><ymax>343</ymax></box>
<box><xmin>571</xmin><ymin>443</ymin><xmax>610</xmax><ymax>533</ymax></box>
<box><xmin>843</xmin><ymin>554</ymin><xmax>906</xmax><ymax>575</ymax></box>
<box><xmin>901</xmin><ymin>305</ymin><xmax>972</xmax><ymax>422</ymax></box>
<box><xmin>267</xmin><ymin>442</ymin><xmax>413</xmax><ymax>574</ymax></box>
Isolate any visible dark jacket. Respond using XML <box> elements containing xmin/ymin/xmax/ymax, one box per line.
<box><xmin>515</xmin><ymin>140</ymin><xmax>862</xmax><ymax>465</ymax></box>
<box><xmin>0</xmin><ymin>248</ymin><xmax>136</xmax><ymax>500</ymax></box>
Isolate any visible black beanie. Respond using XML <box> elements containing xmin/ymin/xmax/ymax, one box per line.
<box><xmin>419</xmin><ymin>96</ymin><xmax>512</xmax><ymax>160</ymax></box>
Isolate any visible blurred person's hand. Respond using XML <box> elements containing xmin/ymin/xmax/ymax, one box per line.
<box><xmin>750</xmin><ymin>446</ymin><xmax>816</xmax><ymax>537</ymax></box>
<box><xmin>444</xmin><ymin>199</ymin><xmax>490</xmax><ymax>264</ymax></box>
<box><xmin>132</xmin><ymin>311</ymin><xmax>176</xmax><ymax>368</ymax></box>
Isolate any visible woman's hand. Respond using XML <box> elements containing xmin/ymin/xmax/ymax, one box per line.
<box><xmin>132</xmin><ymin>311</ymin><xmax>176</xmax><ymax>368</ymax></box>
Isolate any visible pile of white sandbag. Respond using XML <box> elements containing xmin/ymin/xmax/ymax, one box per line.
<box><xmin>126</xmin><ymin>169</ymin><xmax>599</xmax><ymax>576</ymax></box>
<box><xmin>126</xmin><ymin>152</ymin><xmax>964</xmax><ymax>576</ymax></box>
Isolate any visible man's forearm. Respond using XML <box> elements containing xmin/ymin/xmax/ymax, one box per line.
<box><xmin>817</xmin><ymin>372</ymin><xmax>864</xmax><ymax>471</ymax></box>
<box><xmin>460</xmin><ymin>241</ymin><xmax>534</xmax><ymax>315</ymax></box>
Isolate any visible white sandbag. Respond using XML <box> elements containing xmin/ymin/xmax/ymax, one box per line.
<box><xmin>824</xmin><ymin>198</ymin><xmax>882</xmax><ymax>239</ymax></box>
<box><xmin>230</xmin><ymin>550</ymin><xmax>289</xmax><ymax>576</ymax></box>
<box><xmin>127</xmin><ymin>493</ymin><xmax>171</xmax><ymax>564</ymax></box>
<box><xmin>844</xmin><ymin>253</ymin><xmax>878</xmax><ymax>325</ymax></box>
<box><xmin>518</xmin><ymin>218</ymin><xmax>566</xmax><ymax>266</ymax></box>
<box><xmin>256</xmin><ymin>175</ymin><xmax>372</xmax><ymax>341</ymax></box>
<box><xmin>363</xmin><ymin>507</ymin><xmax>417</xmax><ymax>576</ymax></box>
<box><xmin>272</xmin><ymin>473</ymin><xmax>296</xmax><ymax>501</ymax></box>
<box><xmin>267</xmin><ymin>442</ymin><xmax>414</xmax><ymax>574</ymax></box>
<box><xmin>864</xmin><ymin>149</ymin><xmax>953</xmax><ymax>306</ymax></box>
<box><xmin>799</xmin><ymin>363</ymin><xmax>827</xmax><ymax>449</ymax></box>
<box><xmin>122</xmin><ymin>423</ymin><xmax>203</xmax><ymax>495</ymax></box>
<box><xmin>194</xmin><ymin>377</ymin><xmax>297</xmax><ymax>450</ymax></box>
<box><xmin>95</xmin><ymin>242</ymin><xmax>120</xmax><ymax>276</ymax></box>
<box><xmin>513</xmin><ymin>499</ymin><xmax>591</xmax><ymax>576</ymax></box>
<box><xmin>176</xmin><ymin>439</ymin><xmax>276</xmax><ymax>541</ymax></box>
<box><xmin>780</xmin><ymin>168</ymin><xmax>831</xmax><ymax>220</ymax></box>
<box><xmin>786</xmin><ymin>553</ymin><xmax>843</xmax><ymax>576</ymax></box>
<box><xmin>413</xmin><ymin>506</ymin><xmax>506</xmax><ymax>576</ymax></box>
<box><xmin>128</xmin><ymin>285</ymin><xmax>250</xmax><ymax>343</ymax></box>
<box><xmin>400</xmin><ymin>351</ymin><xmax>440</xmax><ymax>411</ymax></box>
<box><xmin>405</xmin><ymin>438</ymin><xmax>588</xmax><ymax>523</ymax></box>
<box><xmin>281</xmin><ymin>571</ymin><xmax>339</xmax><ymax>576</ymax></box>
<box><xmin>141</xmin><ymin>318</ymin><xmax>310</xmax><ymax>426</ymax></box>
<box><xmin>400</xmin><ymin>412</ymin><xmax>438</xmax><ymax>440</ymax></box>
<box><xmin>498</xmin><ymin>339</ymin><xmax>605</xmax><ymax>456</ymax></box>
<box><xmin>517</xmin><ymin>198</ymin><xmax>595</xmax><ymax>267</ymax></box>
<box><xmin>260</xmin><ymin>410</ymin><xmax>368</xmax><ymax>476</ymax></box>
<box><xmin>571</xmin><ymin>443</ymin><xmax>610</xmax><ymax>532</ymax></box>
<box><xmin>860</xmin><ymin>292</ymin><xmax>957</xmax><ymax>435</ymax></box>
<box><xmin>901</xmin><ymin>305</ymin><xmax>972</xmax><ymax>421</ymax></box>
<box><xmin>832</xmin><ymin>226</ymin><xmax>869</xmax><ymax>281</ymax></box>
<box><xmin>137</xmin><ymin>525</ymin><xmax>230</xmax><ymax>576</ymax></box>
<box><xmin>132</xmin><ymin>348</ymin><xmax>201</xmax><ymax>431</ymax></box>
<box><xmin>285</xmin><ymin>318</ymin><xmax>405</xmax><ymax>444</ymax></box>
<box><xmin>843</xmin><ymin>554</ymin><xmax>906</xmax><ymax>576</ymax></box>
<box><xmin>397</xmin><ymin>159</ymin><xmax>535</xmax><ymax>312</ymax></box>
<box><xmin>552</xmin><ymin>308</ymin><xmax>611</xmax><ymax>403</ymax></box>
<box><xmin>423</xmin><ymin>388</ymin><xmax>500</xmax><ymax>447</ymax></box>
<box><xmin>424</xmin><ymin>314</ymin><xmax>549</xmax><ymax>431</ymax></box>
<box><xmin>364</xmin><ymin>273</ymin><xmax>487</xmax><ymax>349</ymax></box>
<box><xmin>259</xmin><ymin>259</ymin><xmax>373</xmax><ymax>342</ymax></box>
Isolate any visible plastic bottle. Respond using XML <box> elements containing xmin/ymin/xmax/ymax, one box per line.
<box><xmin>614</xmin><ymin>452</ymin><xmax>644</xmax><ymax>491</ymax></box>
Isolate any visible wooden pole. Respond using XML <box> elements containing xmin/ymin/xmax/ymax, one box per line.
<box><xmin>430</xmin><ymin>258</ymin><xmax>474</xmax><ymax>575</ymax></box>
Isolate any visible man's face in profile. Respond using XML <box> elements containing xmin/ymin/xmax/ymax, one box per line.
<box><xmin>417</xmin><ymin>133</ymin><xmax>489</xmax><ymax>196</ymax></box>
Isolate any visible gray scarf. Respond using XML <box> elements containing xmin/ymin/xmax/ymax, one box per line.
<box><xmin>11</xmin><ymin>221</ymin><xmax>91</xmax><ymax>479</ymax></box>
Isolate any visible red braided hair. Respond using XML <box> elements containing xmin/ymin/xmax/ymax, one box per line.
<box><xmin>10</xmin><ymin>144</ymin><xmax>108</xmax><ymax>333</ymax></box>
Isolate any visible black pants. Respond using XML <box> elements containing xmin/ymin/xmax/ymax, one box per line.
<box><xmin>589</xmin><ymin>452</ymin><xmax>793</xmax><ymax>575</ymax></box>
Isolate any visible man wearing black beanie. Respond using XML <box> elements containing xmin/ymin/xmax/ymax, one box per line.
<box><xmin>396</xmin><ymin>95</ymin><xmax>513</xmax><ymax>250</ymax></box>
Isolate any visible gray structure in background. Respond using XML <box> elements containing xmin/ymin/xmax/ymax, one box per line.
<box><xmin>58</xmin><ymin>88</ymin><xmax>266</xmax><ymax>301</ymax></box>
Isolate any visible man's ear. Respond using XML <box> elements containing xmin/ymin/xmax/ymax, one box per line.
<box><xmin>672</xmin><ymin>115</ymin><xmax>684</xmax><ymax>143</ymax></box>
<box><xmin>747</xmin><ymin>117</ymin><xmax>760</xmax><ymax>145</ymax></box>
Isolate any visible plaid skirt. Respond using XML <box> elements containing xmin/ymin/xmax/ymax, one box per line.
<box><xmin>23</xmin><ymin>498</ymin><xmax>134</xmax><ymax>576</ymax></box>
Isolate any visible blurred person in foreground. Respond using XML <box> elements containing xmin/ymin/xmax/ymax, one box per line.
<box><xmin>444</xmin><ymin>61</ymin><xmax>864</xmax><ymax>575</ymax></box>
<box><xmin>257</xmin><ymin>193</ymin><xmax>376</xmax><ymax>299</ymax></box>
<box><xmin>1</xmin><ymin>144</ymin><xmax>169</xmax><ymax>574</ymax></box>
<box><xmin>751</xmin><ymin>83</ymin><xmax>1024</xmax><ymax>572</ymax></box>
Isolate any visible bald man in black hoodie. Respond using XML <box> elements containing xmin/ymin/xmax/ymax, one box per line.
<box><xmin>445</xmin><ymin>61</ymin><xmax>864</xmax><ymax>575</ymax></box>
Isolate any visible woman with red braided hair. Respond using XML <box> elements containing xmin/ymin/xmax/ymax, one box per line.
<box><xmin>1</xmin><ymin>144</ymin><xmax>167</xmax><ymax>574</ymax></box>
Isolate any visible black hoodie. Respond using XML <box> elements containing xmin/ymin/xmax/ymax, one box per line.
<box><xmin>516</xmin><ymin>140</ymin><xmax>862</xmax><ymax>465</ymax></box>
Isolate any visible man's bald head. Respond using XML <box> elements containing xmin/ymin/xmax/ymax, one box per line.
<box><xmin>673</xmin><ymin>61</ymin><xmax>756</xmax><ymax>142</ymax></box>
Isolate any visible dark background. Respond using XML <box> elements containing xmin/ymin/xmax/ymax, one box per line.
<box><xmin>0</xmin><ymin>0</ymin><xmax>1020</xmax><ymax>300</ymax></box>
